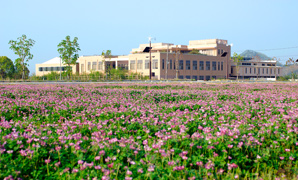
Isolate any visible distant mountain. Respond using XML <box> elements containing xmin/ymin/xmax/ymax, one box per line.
<box><xmin>240</xmin><ymin>50</ymin><xmax>271</xmax><ymax>60</ymax></box>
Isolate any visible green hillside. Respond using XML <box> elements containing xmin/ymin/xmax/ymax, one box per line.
<box><xmin>240</xmin><ymin>50</ymin><xmax>271</xmax><ymax>60</ymax></box>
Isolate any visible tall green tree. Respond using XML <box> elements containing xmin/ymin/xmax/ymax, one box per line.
<box><xmin>14</xmin><ymin>58</ymin><xmax>30</xmax><ymax>79</ymax></box>
<box><xmin>0</xmin><ymin>56</ymin><xmax>15</xmax><ymax>79</ymax></box>
<box><xmin>101</xmin><ymin>50</ymin><xmax>112</xmax><ymax>80</ymax></box>
<box><xmin>286</xmin><ymin>57</ymin><xmax>297</xmax><ymax>81</ymax></box>
<box><xmin>8</xmin><ymin>34</ymin><xmax>35</xmax><ymax>80</ymax></box>
<box><xmin>232</xmin><ymin>52</ymin><xmax>244</xmax><ymax>80</ymax></box>
<box><xmin>57</xmin><ymin>36</ymin><xmax>80</xmax><ymax>78</ymax></box>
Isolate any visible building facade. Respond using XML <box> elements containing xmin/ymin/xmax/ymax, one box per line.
<box><xmin>35</xmin><ymin>57</ymin><xmax>79</xmax><ymax>76</ymax></box>
<box><xmin>230</xmin><ymin>59</ymin><xmax>282</xmax><ymax>79</ymax></box>
<box><xmin>36</xmin><ymin>38</ymin><xmax>282</xmax><ymax>80</ymax></box>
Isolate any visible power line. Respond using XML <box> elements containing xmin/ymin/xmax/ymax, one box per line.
<box><xmin>233</xmin><ymin>46</ymin><xmax>298</xmax><ymax>52</ymax></box>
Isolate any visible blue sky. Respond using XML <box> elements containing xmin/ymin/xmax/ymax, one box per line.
<box><xmin>1</xmin><ymin>0</ymin><xmax>297</xmax><ymax>74</ymax></box>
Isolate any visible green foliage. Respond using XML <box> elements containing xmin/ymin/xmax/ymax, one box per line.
<box><xmin>57</xmin><ymin>36</ymin><xmax>80</xmax><ymax>77</ymax></box>
<box><xmin>189</xmin><ymin>49</ymin><xmax>201</xmax><ymax>54</ymax></box>
<box><xmin>0</xmin><ymin>56</ymin><xmax>15</xmax><ymax>79</ymax></box>
<box><xmin>8</xmin><ymin>34</ymin><xmax>35</xmax><ymax>80</ymax></box>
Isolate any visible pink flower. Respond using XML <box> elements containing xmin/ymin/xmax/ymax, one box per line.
<box><xmin>137</xmin><ymin>168</ymin><xmax>143</xmax><ymax>173</ymax></box>
<box><xmin>95</xmin><ymin>156</ymin><xmax>101</xmax><ymax>160</ymax></box>
<box><xmin>196</xmin><ymin>161</ymin><xmax>203</xmax><ymax>166</ymax></box>
<box><xmin>290</xmin><ymin>157</ymin><xmax>295</xmax><ymax>160</ymax></box>
<box><xmin>285</xmin><ymin>149</ymin><xmax>290</xmax><ymax>152</ymax></box>
<box><xmin>45</xmin><ymin>159</ymin><xmax>51</xmax><ymax>164</ymax></box>
<box><xmin>148</xmin><ymin>165</ymin><xmax>155</xmax><ymax>172</ymax></box>
<box><xmin>126</xmin><ymin>170</ymin><xmax>132</xmax><ymax>175</ymax></box>
<box><xmin>227</xmin><ymin>144</ymin><xmax>233</xmax><ymax>148</ymax></box>
<box><xmin>55</xmin><ymin>161</ymin><xmax>61</xmax><ymax>167</ymax></box>
<box><xmin>78</xmin><ymin>160</ymin><xmax>84</xmax><ymax>164</ymax></box>
<box><xmin>280</xmin><ymin>156</ymin><xmax>284</xmax><ymax>160</ymax></box>
<box><xmin>107</xmin><ymin>163</ymin><xmax>113</xmax><ymax>168</ymax></box>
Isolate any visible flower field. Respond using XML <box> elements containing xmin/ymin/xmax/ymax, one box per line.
<box><xmin>0</xmin><ymin>83</ymin><xmax>298</xmax><ymax>180</ymax></box>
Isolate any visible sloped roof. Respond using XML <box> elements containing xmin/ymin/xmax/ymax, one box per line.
<box><xmin>42</xmin><ymin>57</ymin><xmax>79</xmax><ymax>64</ymax></box>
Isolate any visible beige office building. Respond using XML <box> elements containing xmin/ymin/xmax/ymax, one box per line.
<box><xmin>230</xmin><ymin>59</ymin><xmax>282</xmax><ymax>79</ymax></box>
<box><xmin>78</xmin><ymin>39</ymin><xmax>231</xmax><ymax>80</ymax></box>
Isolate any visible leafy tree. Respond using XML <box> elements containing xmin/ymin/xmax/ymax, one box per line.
<box><xmin>101</xmin><ymin>50</ymin><xmax>112</xmax><ymax>80</ymax></box>
<box><xmin>14</xmin><ymin>59</ymin><xmax>30</xmax><ymax>79</ymax></box>
<box><xmin>231</xmin><ymin>52</ymin><xmax>244</xmax><ymax>80</ymax></box>
<box><xmin>285</xmin><ymin>57</ymin><xmax>297</xmax><ymax>81</ymax></box>
<box><xmin>8</xmin><ymin>34</ymin><xmax>35</xmax><ymax>80</ymax></box>
<box><xmin>189</xmin><ymin>49</ymin><xmax>201</xmax><ymax>54</ymax></box>
<box><xmin>57</xmin><ymin>36</ymin><xmax>81</xmax><ymax>78</ymax></box>
<box><xmin>0</xmin><ymin>56</ymin><xmax>15</xmax><ymax>79</ymax></box>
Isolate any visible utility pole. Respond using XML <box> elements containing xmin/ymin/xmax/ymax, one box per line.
<box><xmin>60</xmin><ymin>58</ymin><xmax>62</xmax><ymax>80</ymax></box>
<box><xmin>166</xmin><ymin>44</ymin><xmax>169</xmax><ymax>80</ymax></box>
<box><xmin>149</xmin><ymin>37</ymin><xmax>152</xmax><ymax>80</ymax></box>
<box><xmin>175</xmin><ymin>45</ymin><xmax>179</xmax><ymax>79</ymax></box>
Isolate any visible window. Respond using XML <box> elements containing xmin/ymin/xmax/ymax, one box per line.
<box><xmin>173</xmin><ymin>60</ymin><xmax>176</xmax><ymax>70</ymax></box>
<box><xmin>186</xmin><ymin>75</ymin><xmax>191</xmax><ymax>79</ymax></box>
<box><xmin>192</xmin><ymin>76</ymin><xmax>197</xmax><ymax>80</ymax></box>
<box><xmin>206</xmin><ymin>76</ymin><xmax>211</xmax><ymax>81</ymax></box>
<box><xmin>145</xmin><ymin>60</ymin><xmax>149</xmax><ymax>69</ymax></box>
<box><xmin>193</xmin><ymin>61</ymin><xmax>197</xmax><ymax>70</ymax></box>
<box><xmin>130</xmin><ymin>60</ymin><xmax>135</xmax><ymax>70</ymax></box>
<box><xmin>199</xmin><ymin>76</ymin><xmax>204</xmax><ymax>80</ymax></box>
<box><xmin>250</xmin><ymin>68</ymin><xmax>251</xmax><ymax>74</ymax></box>
<box><xmin>199</xmin><ymin>61</ymin><xmax>204</xmax><ymax>70</ymax></box>
<box><xmin>231</xmin><ymin>67</ymin><xmax>233</xmax><ymax>74</ymax></box>
<box><xmin>162</xmin><ymin>59</ymin><xmax>165</xmax><ymax>69</ymax></box>
<box><xmin>206</xmin><ymin>61</ymin><xmax>210</xmax><ymax>70</ymax></box>
<box><xmin>212</xmin><ymin>76</ymin><xmax>216</xmax><ymax>80</ymax></box>
<box><xmin>137</xmin><ymin>60</ymin><xmax>143</xmax><ymax>70</ymax></box>
<box><xmin>278</xmin><ymin>69</ymin><xmax>280</xmax><ymax>74</ymax></box>
<box><xmin>221</xmin><ymin>49</ymin><xmax>223</xmax><ymax>54</ymax></box>
<box><xmin>242</xmin><ymin>63</ymin><xmax>252</xmax><ymax>66</ymax></box>
<box><xmin>62</xmin><ymin>67</ymin><xmax>65</xmax><ymax>71</ymax></box>
<box><xmin>218</xmin><ymin>62</ymin><xmax>220</xmax><ymax>70</ymax></box>
<box><xmin>81</xmin><ymin>64</ymin><xmax>84</xmax><ymax>73</ymax></box>
<box><xmin>258</xmin><ymin>68</ymin><xmax>260</xmax><ymax>74</ymax></box>
<box><xmin>186</xmin><ymin>60</ymin><xmax>190</xmax><ymax>70</ymax></box>
<box><xmin>92</xmin><ymin>62</ymin><xmax>97</xmax><ymax>70</ymax></box>
<box><xmin>262</xmin><ymin>64</ymin><xmax>265</xmax><ymax>66</ymax></box>
<box><xmin>212</xmin><ymin>61</ymin><xmax>216</xmax><ymax>70</ymax></box>
<box><xmin>270</xmin><ymin>69</ymin><xmax>272</xmax><ymax>74</ymax></box>
<box><xmin>221</xmin><ymin>62</ymin><xmax>223</xmax><ymax>71</ymax></box>
<box><xmin>50</xmin><ymin>67</ymin><xmax>54</xmax><ymax>71</ymax></box>
<box><xmin>217</xmin><ymin>49</ymin><xmax>220</xmax><ymax>56</ymax></box>
<box><xmin>179</xmin><ymin>60</ymin><xmax>184</xmax><ymax>70</ymax></box>
<box><xmin>88</xmin><ymin>62</ymin><xmax>91</xmax><ymax>71</ymax></box>
<box><xmin>267</xmin><ymin>68</ymin><xmax>268</xmax><ymax>74</ymax></box>
<box><xmin>98</xmin><ymin>62</ymin><xmax>103</xmax><ymax>70</ymax></box>
<box><xmin>39</xmin><ymin>67</ymin><xmax>43</xmax><ymax>71</ymax></box>
<box><xmin>254</xmin><ymin>68</ymin><xmax>256</xmax><ymax>74</ymax></box>
<box><xmin>245</xmin><ymin>68</ymin><xmax>247</xmax><ymax>74</ymax></box>
<box><xmin>152</xmin><ymin>59</ymin><xmax>158</xmax><ymax>69</ymax></box>
<box><xmin>262</xmin><ymin>68</ymin><xmax>264</xmax><ymax>74</ymax></box>
<box><xmin>170</xmin><ymin>60</ymin><xmax>172</xmax><ymax>69</ymax></box>
<box><xmin>178</xmin><ymin>75</ymin><xmax>183</xmax><ymax>79</ymax></box>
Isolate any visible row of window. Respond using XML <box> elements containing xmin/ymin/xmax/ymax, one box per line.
<box><xmin>130</xmin><ymin>60</ymin><xmax>158</xmax><ymax>70</ymax></box>
<box><xmin>243</xmin><ymin>67</ymin><xmax>280</xmax><ymax>74</ymax></box>
<box><xmin>162</xmin><ymin>60</ymin><xmax>224</xmax><ymax>71</ymax></box>
<box><xmin>178</xmin><ymin>75</ymin><xmax>217</xmax><ymax>80</ymax></box>
<box><xmin>242</xmin><ymin>63</ymin><xmax>276</xmax><ymax>66</ymax></box>
<box><xmin>81</xmin><ymin>62</ymin><xmax>129</xmax><ymax>72</ymax></box>
<box><xmin>39</xmin><ymin>67</ymin><xmax>66</xmax><ymax>72</ymax></box>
